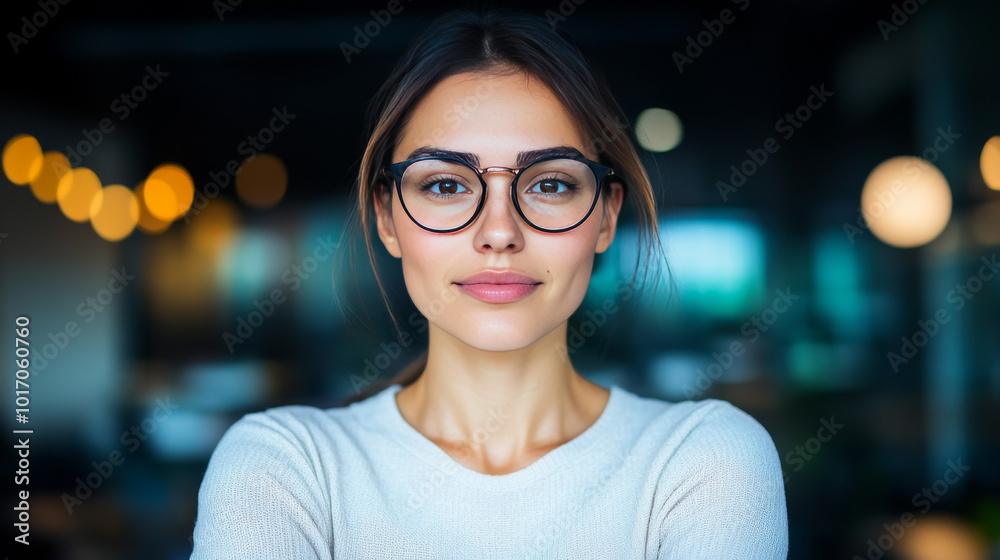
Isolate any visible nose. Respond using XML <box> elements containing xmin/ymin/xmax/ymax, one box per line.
<box><xmin>471</xmin><ymin>171</ymin><xmax>525</xmax><ymax>252</ymax></box>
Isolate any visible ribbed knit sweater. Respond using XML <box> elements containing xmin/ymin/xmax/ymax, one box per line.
<box><xmin>190</xmin><ymin>383</ymin><xmax>788</xmax><ymax>559</ymax></box>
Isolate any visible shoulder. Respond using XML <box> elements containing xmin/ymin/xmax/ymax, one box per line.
<box><xmin>210</xmin><ymin>400</ymin><xmax>370</xmax><ymax>461</ymax></box>
<box><xmin>198</xmin><ymin>405</ymin><xmax>330</xmax><ymax>495</ymax></box>
<box><xmin>194</xmin><ymin>406</ymin><xmax>351</xmax><ymax>529</ymax></box>
<box><xmin>672</xmin><ymin>398</ymin><xmax>779</xmax><ymax>459</ymax></box>
<box><xmin>685</xmin><ymin>398</ymin><xmax>778</xmax><ymax>468</ymax></box>
<box><xmin>618</xmin><ymin>390</ymin><xmax>777</xmax><ymax>450</ymax></box>
<box><xmin>216</xmin><ymin>405</ymin><xmax>329</xmax><ymax>450</ymax></box>
<box><xmin>617</xmin><ymin>391</ymin><xmax>782</xmax><ymax>482</ymax></box>
<box><xmin>193</xmin><ymin>407</ymin><xmax>346</xmax><ymax>558</ymax></box>
<box><xmin>638</xmin><ymin>396</ymin><xmax>789</xmax><ymax>556</ymax></box>
<box><xmin>235</xmin><ymin>403</ymin><xmax>342</xmax><ymax>434</ymax></box>
<box><xmin>205</xmin><ymin>385</ymin><xmax>396</xmax><ymax>469</ymax></box>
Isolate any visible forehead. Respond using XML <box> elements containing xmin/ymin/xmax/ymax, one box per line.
<box><xmin>393</xmin><ymin>70</ymin><xmax>594</xmax><ymax>163</ymax></box>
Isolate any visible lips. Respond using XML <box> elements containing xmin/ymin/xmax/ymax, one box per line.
<box><xmin>454</xmin><ymin>270</ymin><xmax>541</xmax><ymax>303</ymax></box>
<box><xmin>455</xmin><ymin>270</ymin><xmax>540</xmax><ymax>285</ymax></box>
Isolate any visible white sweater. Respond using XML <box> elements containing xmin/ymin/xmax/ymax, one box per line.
<box><xmin>190</xmin><ymin>383</ymin><xmax>788</xmax><ymax>559</ymax></box>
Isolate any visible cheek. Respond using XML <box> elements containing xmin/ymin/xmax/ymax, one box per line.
<box><xmin>392</xmin><ymin>211</ymin><xmax>461</xmax><ymax>313</ymax></box>
<box><xmin>566</xmin><ymin>218</ymin><xmax>607</xmax><ymax>296</ymax></box>
<box><xmin>529</xmin><ymin>213</ymin><xmax>603</xmax><ymax>307</ymax></box>
<box><xmin>541</xmin><ymin>232</ymin><xmax>599</xmax><ymax>301</ymax></box>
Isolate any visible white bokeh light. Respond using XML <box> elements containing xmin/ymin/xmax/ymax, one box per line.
<box><xmin>635</xmin><ymin>108</ymin><xmax>683</xmax><ymax>152</ymax></box>
<box><xmin>860</xmin><ymin>156</ymin><xmax>952</xmax><ymax>248</ymax></box>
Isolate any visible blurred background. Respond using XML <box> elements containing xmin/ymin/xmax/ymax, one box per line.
<box><xmin>2</xmin><ymin>0</ymin><xmax>999</xmax><ymax>558</ymax></box>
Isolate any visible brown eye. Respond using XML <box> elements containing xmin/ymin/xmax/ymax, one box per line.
<box><xmin>419</xmin><ymin>179</ymin><xmax>470</xmax><ymax>196</ymax></box>
<box><xmin>526</xmin><ymin>178</ymin><xmax>578</xmax><ymax>195</ymax></box>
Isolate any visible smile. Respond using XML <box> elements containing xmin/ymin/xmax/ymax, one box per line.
<box><xmin>454</xmin><ymin>283</ymin><xmax>539</xmax><ymax>303</ymax></box>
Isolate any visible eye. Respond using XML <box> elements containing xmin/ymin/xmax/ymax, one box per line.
<box><xmin>420</xmin><ymin>178</ymin><xmax>471</xmax><ymax>196</ymax></box>
<box><xmin>526</xmin><ymin>178</ymin><xmax>578</xmax><ymax>195</ymax></box>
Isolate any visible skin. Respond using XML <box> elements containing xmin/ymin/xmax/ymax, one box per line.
<box><xmin>375</xmin><ymin>69</ymin><xmax>624</xmax><ymax>476</ymax></box>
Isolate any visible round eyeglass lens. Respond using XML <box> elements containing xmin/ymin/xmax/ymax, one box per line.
<box><xmin>398</xmin><ymin>159</ymin><xmax>483</xmax><ymax>230</ymax></box>
<box><xmin>514</xmin><ymin>158</ymin><xmax>598</xmax><ymax>230</ymax></box>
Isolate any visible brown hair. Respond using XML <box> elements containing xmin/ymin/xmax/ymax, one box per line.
<box><xmin>334</xmin><ymin>7</ymin><xmax>670</xmax><ymax>406</ymax></box>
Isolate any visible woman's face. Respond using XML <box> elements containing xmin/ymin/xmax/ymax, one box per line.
<box><xmin>376</xmin><ymin>70</ymin><xmax>623</xmax><ymax>352</ymax></box>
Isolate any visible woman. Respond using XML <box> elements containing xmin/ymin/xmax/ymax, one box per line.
<box><xmin>191</xmin><ymin>8</ymin><xmax>788</xmax><ymax>559</ymax></box>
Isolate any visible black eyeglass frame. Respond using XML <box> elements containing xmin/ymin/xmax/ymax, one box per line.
<box><xmin>383</xmin><ymin>153</ymin><xmax>615</xmax><ymax>234</ymax></box>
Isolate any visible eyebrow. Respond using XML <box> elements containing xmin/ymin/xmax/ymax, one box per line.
<box><xmin>403</xmin><ymin>146</ymin><xmax>586</xmax><ymax>168</ymax></box>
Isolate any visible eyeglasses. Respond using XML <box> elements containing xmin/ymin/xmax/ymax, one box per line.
<box><xmin>383</xmin><ymin>154</ymin><xmax>615</xmax><ymax>233</ymax></box>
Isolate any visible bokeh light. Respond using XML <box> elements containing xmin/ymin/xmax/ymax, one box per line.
<box><xmin>981</xmin><ymin>135</ymin><xmax>1000</xmax><ymax>190</ymax></box>
<box><xmin>188</xmin><ymin>196</ymin><xmax>240</xmax><ymax>254</ymax></box>
<box><xmin>135</xmin><ymin>181</ymin><xmax>172</xmax><ymax>234</ymax></box>
<box><xmin>30</xmin><ymin>151</ymin><xmax>71</xmax><ymax>204</ymax></box>
<box><xmin>970</xmin><ymin>199</ymin><xmax>1000</xmax><ymax>247</ymax></box>
<box><xmin>860</xmin><ymin>156</ymin><xmax>952</xmax><ymax>248</ymax></box>
<box><xmin>2</xmin><ymin>134</ymin><xmax>44</xmax><ymax>185</ymax></box>
<box><xmin>56</xmin><ymin>167</ymin><xmax>103</xmax><ymax>223</ymax></box>
<box><xmin>897</xmin><ymin>516</ymin><xmax>989</xmax><ymax>560</ymax></box>
<box><xmin>635</xmin><ymin>108</ymin><xmax>683</xmax><ymax>152</ymax></box>
<box><xmin>144</xmin><ymin>163</ymin><xmax>195</xmax><ymax>221</ymax></box>
<box><xmin>235</xmin><ymin>153</ymin><xmax>288</xmax><ymax>209</ymax></box>
<box><xmin>90</xmin><ymin>184</ymin><xmax>140</xmax><ymax>241</ymax></box>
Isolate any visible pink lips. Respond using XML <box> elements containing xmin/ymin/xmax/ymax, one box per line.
<box><xmin>454</xmin><ymin>270</ymin><xmax>541</xmax><ymax>304</ymax></box>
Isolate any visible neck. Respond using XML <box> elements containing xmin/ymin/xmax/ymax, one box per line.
<box><xmin>395</xmin><ymin>321</ymin><xmax>610</xmax><ymax>474</ymax></box>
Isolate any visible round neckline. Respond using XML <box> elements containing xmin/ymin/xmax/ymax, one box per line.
<box><xmin>378</xmin><ymin>383</ymin><xmax>622</xmax><ymax>490</ymax></box>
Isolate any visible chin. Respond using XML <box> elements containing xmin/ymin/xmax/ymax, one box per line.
<box><xmin>443</xmin><ymin>318</ymin><xmax>550</xmax><ymax>352</ymax></box>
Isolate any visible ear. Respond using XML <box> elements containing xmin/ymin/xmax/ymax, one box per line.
<box><xmin>595</xmin><ymin>179</ymin><xmax>624</xmax><ymax>254</ymax></box>
<box><xmin>374</xmin><ymin>187</ymin><xmax>402</xmax><ymax>259</ymax></box>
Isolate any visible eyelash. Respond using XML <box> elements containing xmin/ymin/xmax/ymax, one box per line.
<box><xmin>417</xmin><ymin>174</ymin><xmax>580</xmax><ymax>198</ymax></box>
<box><xmin>417</xmin><ymin>175</ymin><xmax>470</xmax><ymax>199</ymax></box>
<box><xmin>527</xmin><ymin>176</ymin><xmax>580</xmax><ymax>197</ymax></box>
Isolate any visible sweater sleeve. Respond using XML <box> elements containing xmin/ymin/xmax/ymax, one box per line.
<box><xmin>190</xmin><ymin>409</ymin><xmax>333</xmax><ymax>560</ymax></box>
<box><xmin>654</xmin><ymin>400</ymin><xmax>788</xmax><ymax>559</ymax></box>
